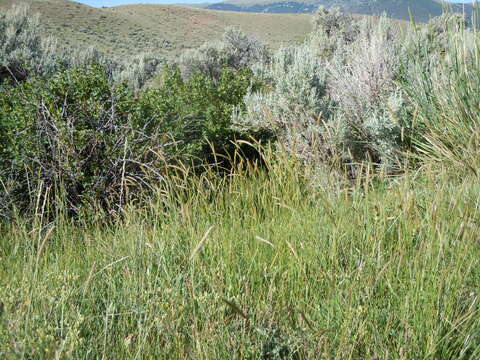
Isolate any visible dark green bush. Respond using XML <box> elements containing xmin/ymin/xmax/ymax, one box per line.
<box><xmin>138</xmin><ymin>65</ymin><xmax>272</xmax><ymax>164</ymax></box>
<box><xmin>0</xmin><ymin>64</ymin><xmax>170</xmax><ymax>216</ymax></box>
<box><xmin>0</xmin><ymin>63</ymin><xmax>270</xmax><ymax>216</ymax></box>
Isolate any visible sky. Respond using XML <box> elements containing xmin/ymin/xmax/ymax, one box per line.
<box><xmin>71</xmin><ymin>0</ymin><xmax>475</xmax><ymax>7</ymax></box>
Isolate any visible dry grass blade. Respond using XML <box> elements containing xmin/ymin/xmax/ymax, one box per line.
<box><xmin>255</xmin><ymin>236</ymin><xmax>274</xmax><ymax>247</ymax></box>
<box><xmin>285</xmin><ymin>240</ymin><xmax>298</xmax><ymax>260</ymax></box>
<box><xmin>223</xmin><ymin>299</ymin><xmax>248</xmax><ymax>320</ymax></box>
<box><xmin>93</xmin><ymin>256</ymin><xmax>130</xmax><ymax>278</ymax></box>
<box><xmin>189</xmin><ymin>226</ymin><xmax>214</xmax><ymax>261</ymax></box>
<box><xmin>36</xmin><ymin>225</ymin><xmax>55</xmax><ymax>260</ymax></box>
<box><xmin>299</xmin><ymin>311</ymin><xmax>315</xmax><ymax>331</ymax></box>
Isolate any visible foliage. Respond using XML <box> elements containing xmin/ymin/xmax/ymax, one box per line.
<box><xmin>235</xmin><ymin>7</ymin><xmax>478</xmax><ymax>174</ymax></box>
<box><xmin>3</xmin><ymin>3</ymin><xmax>478</xmax><ymax>217</ymax></box>
<box><xmin>178</xmin><ymin>26</ymin><xmax>270</xmax><ymax>82</ymax></box>
<box><xmin>142</xmin><ymin>65</ymin><xmax>270</xmax><ymax>163</ymax></box>
<box><xmin>398</xmin><ymin>20</ymin><xmax>480</xmax><ymax>174</ymax></box>
<box><xmin>0</xmin><ymin>3</ymin><xmax>57</xmax><ymax>83</ymax></box>
<box><xmin>326</xmin><ymin>16</ymin><xmax>405</xmax><ymax>168</ymax></box>
<box><xmin>0</xmin><ymin>63</ymin><xmax>267</xmax><ymax>216</ymax></box>
<box><xmin>309</xmin><ymin>6</ymin><xmax>360</xmax><ymax>59</ymax></box>
<box><xmin>0</xmin><ymin>64</ymin><xmax>169</xmax><ymax>216</ymax></box>
<box><xmin>233</xmin><ymin>44</ymin><xmax>333</xmax><ymax>164</ymax></box>
<box><xmin>0</xmin><ymin>4</ymin><xmax>162</xmax><ymax>90</ymax></box>
<box><xmin>1</xmin><ymin>4</ymin><xmax>480</xmax><ymax>359</ymax></box>
<box><xmin>235</xmin><ymin>9</ymin><xmax>409</xmax><ymax>173</ymax></box>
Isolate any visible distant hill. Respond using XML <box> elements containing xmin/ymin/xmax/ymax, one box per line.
<box><xmin>208</xmin><ymin>1</ymin><xmax>317</xmax><ymax>13</ymax></box>
<box><xmin>0</xmin><ymin>0</ymin><xmax>312</xmax><ymax>59</ymax></box>
<box><xmin>206</xmin><ymin>0</ymin><xmax>476</xmax><ymax>22</ymax></box>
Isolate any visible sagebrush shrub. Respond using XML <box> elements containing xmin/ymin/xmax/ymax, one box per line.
<box><xmin>235</xmin><ymin>11</ymin><xmax>408</xmax><ymax>170</ymax></box>
<box><xmin>116</xmin><ymin>52</ymin><xmax>162</xmax><ymax>91</ymax></box>
<box><xmin>327</xmin><ymin>16</ymin><xmax>405</xmax><ymax>167</ymax></box>
<box><xmin>233</xmin><ymin>44</ymin><xmax>334</xmax><ymax>163</ymax></box>
<box><xmin>0</xmin><ymin>4</ymin><xmax>162</xmax><ymax>90</ymax></box>
<box><xmin>309</xmin><ymin>6</ymin><xmax>361</xmax><ymax>60</ymax></box>
<box><xmin>178</xmin><ymin>27</ymin><xmax>270</xmax><ymax>82</ymax></box>
<box><xmin>0</xmin><ymin>3</ymin><xmax>57</xmax><ymax>83</ymax></box>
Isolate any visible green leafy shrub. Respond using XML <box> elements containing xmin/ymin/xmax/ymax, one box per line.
<box><xmin>0</xmin><ymin>62</ymin><xmax>269</xmax><ymax>216</ymax></box>
<box><xmin>0</xmin><ymin>64</ymin><xmax>169</xmax><ymax>216</ymax></box>
<box><xmin>140</xmin><ymin>65</ymin><xmax>271</xmax><ymax>164</ymax></box>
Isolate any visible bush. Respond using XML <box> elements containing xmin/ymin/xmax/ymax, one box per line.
<box><xmin>233</xmin><ymin>44</ymin><xmax>333</xmax><ymax>163</ymax></box>
<box><xmin>309</xmin><ymin>6</ymin><xmax>360</xmax><ymax>60</ymax></box>
<box><xmin>0</xmin><ymin>64</ymin><xmax>169</xmax><ymax>216</ymax></box>
<box><xmin>141</xmin><ymin>65</ymin><xmax>270</xmax><ymax>164</ymax></box>
<box><xmin>0</xmin><ymin>3</ymin><xmax>57</xmax><ymax>83</ymax></box>
<box><xmin>115</xmin><ymin>53</ymin><xmax>162</xmax><ymax>91</ymax></box>
<box><xmin>0</xmin><ymin>62</ymin><xmax>269</xmax><ymax>216</ymax></box>
<box><xmin>326</xmin><ymin>16</ymin><xmax>406</xmax><ymax>168</ymax></box>
<box><xmin>65</xmin><ymin>46</ymin><xmax>163</xmax><ymax>91</ymax></box>
<box><xmin>178</xmin><ymin>27</ymin><xmax>270</xmax><ymax>82</ymax></box>
<box><xmin>235</xmin><ymin>11</ymin><xmax>408</xmax><ymax>172</ymax></box>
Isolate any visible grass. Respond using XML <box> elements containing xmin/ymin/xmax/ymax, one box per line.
<box><xmin>1</xmin><ymin>153</ymin><xmax>480</xmax><ymax>358</ymax></box>
<box><xmin>0</xmin><ymin>0</ymin><xmax>312</xmax><ymax>59</ymax></box>
<box><xmin>401</xmin><ymin>25</ymin><xmax>480</xmax><ymax>175</ymax></box>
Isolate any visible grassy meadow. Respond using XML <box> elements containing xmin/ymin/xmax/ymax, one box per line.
<box><xmin>1</xmin><ymin>2</ymin><xmax>480</xmax><ymax>359</ymax></box>
<box><xmin>1</xmin><ymin>158</ymin><xmax>480</xmax><ymax>358</ymax></box>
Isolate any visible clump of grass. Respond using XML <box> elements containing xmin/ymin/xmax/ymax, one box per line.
<box><xmin>400</xmin><ymin>15</ymin><xmax>480</xmax><ymax>175</ymax></box>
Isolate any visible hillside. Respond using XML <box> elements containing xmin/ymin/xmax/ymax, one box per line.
<box><xmin>206</xmin><ymin>0</ymin><xmax>475</xmax><ymax>22</ymax></box>
<box><xmin>0</xmin><ymin>0</ymin><xmax>312</xmax><ymax>59</ymax></box>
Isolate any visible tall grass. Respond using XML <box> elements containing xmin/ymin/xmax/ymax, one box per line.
<box><xmin>1</xmin><ymin>150</ymin><xmax>480</xmax><ymax>358</ymax></box>
<box><xmin>401</xmin><ymin>21</ymin><xmax>480</xmax><ymax>175</ymax></box>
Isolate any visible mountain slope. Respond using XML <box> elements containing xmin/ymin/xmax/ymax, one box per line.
<box><xmin>0</xmin><ymin>0</ymin><xmax>312</xmax><ymax>59</ymax></box>
<box><xmin>206</xmin><ymin>0</ymin><xmax>475</xmax><ymax>21</ymax></box>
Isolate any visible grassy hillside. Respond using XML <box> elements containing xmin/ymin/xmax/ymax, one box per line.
<box><xmin>0</xmin><ymin>0</ymin><xmax>312</xmax><ymax>58</ymax></box>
